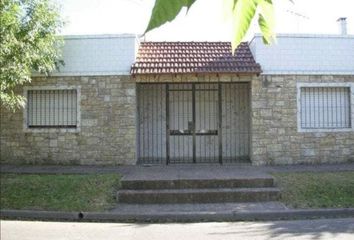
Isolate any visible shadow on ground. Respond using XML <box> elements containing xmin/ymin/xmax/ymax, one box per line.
<box><xmin>207</xmin><ymin>218</ymin><xmax>354</xmax><ymax>239</ymax></box>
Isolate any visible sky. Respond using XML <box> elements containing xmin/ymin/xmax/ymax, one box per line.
<box><xmin>57</xmin><ymin>0</ymin><xmax>354</xmax><ymax>41</ymax></box>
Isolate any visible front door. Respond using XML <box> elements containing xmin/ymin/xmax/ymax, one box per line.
<box><xmin>167</xmin><ymin>83</ymin><xmax>220</xmax><ymax>164</ymax></box>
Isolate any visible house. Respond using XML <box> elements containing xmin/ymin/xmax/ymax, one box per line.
<box><xmin>1</xmin><ymin>21</ymin><xmax>353</xmax><ymax>166</ymax></box>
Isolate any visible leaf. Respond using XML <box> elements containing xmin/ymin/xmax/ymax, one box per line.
<box><xmin>258</xmin><ymin>14</ymin><xmax>272</xmax><ymax>44</ymax></box>
<box><xmin>145</xmin><ymin>0</ymin><xmax>196</xmax><ymax>33</ymax></box>
<box><xmin>230</xmin><ymin>0</ymin><xmax>258</xmax><ymax>53</ymax></box>
<box><xmin>258</xmin><ymin>0</ymin><xmax>276</xmax><ymax>44</ymax></box>
<box><xmin>230</xmin><ymin>0</ymin><xmax>276</xmax><ymax>53</ymax></box>
<box><xmin>145</xmin><ymin>0</ymin><xmax>277</xmax><ymax>53</ymax></box>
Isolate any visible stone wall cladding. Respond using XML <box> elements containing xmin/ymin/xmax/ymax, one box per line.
<box><xmin>0</xmin><ymin>75</ymin><xmax>136</xmax><ymax>165</ymax></box>
<box><xmin>2</xmin><ymin>73</ymin><xmax>352</xmax><ymax>166</ymax></box>
<box><xmin>251</xmin><ymin>75</ymin><xmax>354</xmax><ymax>165</ymax></box>
<box><xmin>134</xmin><ymin>73</ymin><xmax>255</xmax><ymax>83</ymax></box>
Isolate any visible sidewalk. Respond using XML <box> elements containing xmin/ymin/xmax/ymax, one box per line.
<box><xmin>2</xmin><ymin>205</ymin><xmax>354</xmax><ymax>222</ymax></box>
<box><xmin>1</xmin><ymin>162</ymin><xmax>354</xmax><ymax>175</ymax></box>
<box><xmin>1</xmin><ymin>162</ymin><xmax>354</xmax><ymax>222</ymax></box>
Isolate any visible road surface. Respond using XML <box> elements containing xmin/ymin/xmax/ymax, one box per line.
<box><xmin>1</xmin><ymin>218</ymin><xmax>354</xmax><ymax>240</ymax></box>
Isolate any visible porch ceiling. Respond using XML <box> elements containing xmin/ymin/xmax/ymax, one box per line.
<box><xmin>131</xmin><ymin>42</ymin><xmax>261</xmax><ymax>75</ymax></box>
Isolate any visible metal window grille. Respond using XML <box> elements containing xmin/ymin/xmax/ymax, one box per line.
<box><xmin>300</xmin><ymin>87</ymin><xmax>351</xmax><ymax>129</ymax></box>
<box><xmin>27</xmin><ymin>89</ymin><xmax>77</xmax><ymax>128</ymax></box>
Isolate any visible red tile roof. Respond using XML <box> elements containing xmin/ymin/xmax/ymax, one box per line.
<box><xmin>131</xmin><ymin>41</ymin><xmax>261</xmax><ymax>75</ymax></box>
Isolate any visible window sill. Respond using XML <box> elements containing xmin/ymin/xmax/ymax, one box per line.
<box><xmin>298</xmin><ymin>127</ymin><xmax>354</xmax><ymax>133</ymax></box>
<box><xmin>23</xmin><ymin>127</ymin><xmax>80</xmax><ymax>133</ymax></box>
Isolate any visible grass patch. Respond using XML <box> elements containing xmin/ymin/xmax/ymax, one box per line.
<box><xmin>0</xmin><ymin>173</ymin><xmax>120</xmax><ymax>212</ymax></box>
<box><xmin>273</xmin><ymin>171</ymin><xmax>354</xmax><ymax>209</ymax></box>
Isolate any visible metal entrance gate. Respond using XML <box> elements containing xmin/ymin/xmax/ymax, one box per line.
<box><xmin>137</xmin><ymin>83</ymin><xmax>250</xmax><ymax>164</ymax></box>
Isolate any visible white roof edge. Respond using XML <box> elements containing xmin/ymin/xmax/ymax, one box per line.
<box><xmin>261</xmin><ymin>71</ymin><xmax>354</xmax><ymax>75</ymax></box>
<box><xmin>251</xmin><ymin>33</ymin><xmax>354</xmax><ymax>42</ymax></box>
<box><xmin>61</xmin><ymin>34</ymin><xmax>139</xmax><ymax>40</ymax></box>
<box><xmin>31</xmin><ymin>71</ymin><xmax>131</xmax><ymax>77</ymax></box>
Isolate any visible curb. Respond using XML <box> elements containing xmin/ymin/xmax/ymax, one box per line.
<box><xmin>0</xmin><ymin>210</ymin><xmax>80</xmax><ymax>221</ymax></box>
<box><xmin>1</xmin><ymin>208</ymin><xmax>354</xmax><ymax>222</ymax></box>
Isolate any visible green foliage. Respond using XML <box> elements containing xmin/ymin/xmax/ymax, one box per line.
<box><xmin>0</xmin><ymin>174</ymin><xmax>121</xmax><ymax>211</ymax></box>
<box><xmin>145</xmin><ymin>0</ymin><xmax>196</xmax><ymax>33</ymax></box>
<box><xmin>257</xmin><ymin>0</ymin><xmax>275</xmax><ymax>44</ymax></box>
<box><xmin>145</xmin><ymin>0</ymin><xmax>277</xmax><ymax>53</ymax></box>
<box><xmin>273</xmin><ymin>171</ymin><xmax>354</xmax><ymax>208</ymax></box>
<box><xmin>229</xmin><ymin>0</ymin><xmax>258</xmax><ymax>52</ymax></box>
<box><xmin>229</xmin><ymin>0</ymin><xmax>276</xmax><ymax>47</ymax></box>
<box><xmin>0</xmin><ymin>0</ymin><xmax>63</xmax><ymax>111</ymax></box>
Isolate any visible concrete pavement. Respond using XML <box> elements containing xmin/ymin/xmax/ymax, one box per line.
<box><xmin>1</xmin><ymin>218</ymin><xmax>354</xmax><ymax>240</ymax></box>
<box><xmin>3</xmin><ymin>206</ymin><xmax>354</xmax><ymax>222</ymax></box>
<box><xmin>2</xmin><ymin>163</ymin><xmax>354</xmax><ymax>222</ymax></box>
<box><xmin>2</xmin><ymin>163</ymin><xmax>354</xmax><ymax>175</ymax></box>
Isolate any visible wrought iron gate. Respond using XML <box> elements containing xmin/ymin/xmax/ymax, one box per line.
<box><xmin>137</xmin><ymin>83</ymin><xmax>250</xmax><ymax>165</ymax></box>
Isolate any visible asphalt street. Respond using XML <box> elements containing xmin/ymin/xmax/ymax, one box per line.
<box><xmin>1</xmin><ymin>218</ymin><xmax>354</xmax><ymax>240</ymax></box>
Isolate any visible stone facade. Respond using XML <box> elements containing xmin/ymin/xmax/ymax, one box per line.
<box><xmin>0</xmin><ymin>75</ymin><xmax>136</xmax><ymax>165</ymax></box>
<box><xmin>134</xmin><ymin>73</ymin><xmax>254</xmax><ymax>83</ymax></box>
<box><xmin>1</xmin><ymin>73</ymin><xmax>353</xmax><ymax>166</ymax></box>
<box><xmin>251</xmin><ymin>75</ymin><xmax>354</xmax><ymax>165</ymax></box>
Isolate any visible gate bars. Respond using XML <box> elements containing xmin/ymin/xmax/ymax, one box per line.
<box><xmin>137</xmin><ymin>83</ymin><xmax>250</xmax><ymax>165</ymax></box>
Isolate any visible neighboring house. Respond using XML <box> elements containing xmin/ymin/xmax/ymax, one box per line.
<box><xmin>1</xmin><ymin>23</ymin><xmax>353</xmax><ymax>165</ymax></box>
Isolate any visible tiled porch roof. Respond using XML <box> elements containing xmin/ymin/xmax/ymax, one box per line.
<box><xmin>131</xmin><ymin>41</ymin><xmax>261</xmax><ymax>75</ymax></box>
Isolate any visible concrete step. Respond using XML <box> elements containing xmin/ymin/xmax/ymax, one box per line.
<box><xmin>117</xmin><ymin>187</ymin><xmax>280</xmax><ymax>204</ymax></box>
<box><xmin>121</xmin><ymin>177</ymin><xmax>275</xmax><ymax>190</ymax></box>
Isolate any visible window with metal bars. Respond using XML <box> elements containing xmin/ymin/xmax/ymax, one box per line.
<box><xmin>299</xmin><ymin>87</ymin><xmax>351</xmax><ymax>129</ymax></box>
<box><xmin>27</xmin><ymin>89</ymin><xmax>78</xmax><ymax>128</ymax></box>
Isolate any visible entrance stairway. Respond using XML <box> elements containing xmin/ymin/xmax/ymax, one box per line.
<box><xmin>116</xmin><ymin>165</ymin><xmax>280</xmax><ymax>204</ymax></box>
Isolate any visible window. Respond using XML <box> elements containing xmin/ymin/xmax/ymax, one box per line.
<box><xmin>298</xmin><ymin>84</ymin><xmax>352</xmax><ymax>131</ymax></box>
<box><xmin>27</xmin><ymin>89</ymin><xmax>78</xmax><ymax>128</ymax></box>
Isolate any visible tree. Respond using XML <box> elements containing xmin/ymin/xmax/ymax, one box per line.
<box><xmin>0</xmin><ymin>0</ymin><xmax>63</xmax><ymax>111</ymax></box>
<box><xmin>145</xmin><ymin>0</ymin><xmax>276</xmax><ymax>52</ymax></box>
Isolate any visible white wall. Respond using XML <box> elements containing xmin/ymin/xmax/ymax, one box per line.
<box><xmin>50</xmin><ymin>34</ymin><xmax>137</xmax><ymax>76</ymax></box>
<box><xmin>250</xmin><ymin>34</ymin><xmax>354</xmax><ymax>75</ymax></box>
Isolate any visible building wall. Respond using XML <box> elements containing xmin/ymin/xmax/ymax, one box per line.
<box><xmin>251</xmin><ymin>74</ymin><xmax>354</xmax><ymax>165</ymax></box>
<box><xmin>134</xmin><ymin>73</ymin><xmax>254</xmax><ymax>83</ymax></box>
<box><xmin>250</xmin><ymin>34</ymin><xmax>354</xmax><ymax>75</ymax></box>
<box><xmin>41</xmin><ymin>34</ymin><xmax>137</xmax><ymax>76</ymax></box>
<box><xmin>2</xmin><ymin>73</ymin><xmax>353</xmax><ymax>166</ymax></box>
<box><xmin>0</xmin><ymin>75</ymin><xmax>136</xmax><ymax>165</ymax></box>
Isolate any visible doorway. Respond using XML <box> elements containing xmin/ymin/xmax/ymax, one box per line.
<box><xmin>137</xmin><ymin>83</ymin><xmax>250</xmax><ymax>164</ymax></box>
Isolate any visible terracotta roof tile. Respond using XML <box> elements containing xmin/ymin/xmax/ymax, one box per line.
<box><xmin>131</xmin><ymin>41</ymin><xmax>261</xmax><ymax>75</ymax></box>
